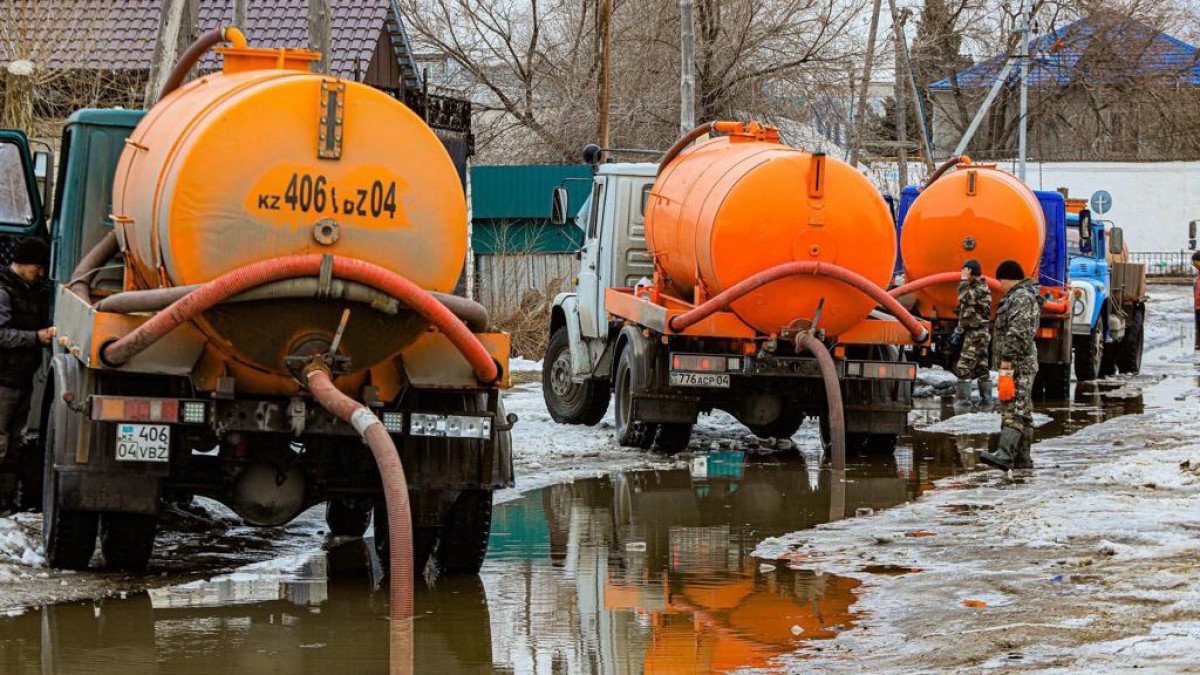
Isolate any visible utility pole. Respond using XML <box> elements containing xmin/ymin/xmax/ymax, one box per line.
<box><xmin>889</xmin><ymin>2</ymin><xmax>908</xmax><ymax>189</ymax></box>
<box><xmin>308</xmin><ymin>0</ymin><xmax>331</xmax><ymax>75</ymax></box>
<box><xmin>144</xmin><ymin>0</ymin><xmax>196</xmax><ymax>106</ymax></box>
<box><xmin>679</xmin><ymin>0</ymin><xmax>696</xmax><ymax>134</ymax></box>
<box><xmin>1017</xmin><ymin>0</ymin><xmax>1031</xmax><ymax>180</ymax></box>
<box><xmin>890</xmin><ymin>0</ymin><xmax>934</xmax><ymax>171</ymax></box>
<box><xmin>849</xmin><ymin>0</ymin><xmax>883</xmax><ymax>167</ymax></box>
<box><xmin>597</xmin><ymin>0</ymin><xmax>613</xmax><ymax>147</ymax></box>
<box><xmin>233</xmin><ymin>0</ymin><xmax>248</xmax><ymax>28</ymax></box>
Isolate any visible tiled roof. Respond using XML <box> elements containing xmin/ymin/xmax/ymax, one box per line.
<box><xmin>0</xmin><ymin>0</ymin><xmax>393</xmax><ymax>80</ymax></box>
<box><xmin>929</xmin><ymin>15</ymin><xmax>1200</xmax><ymax>90</ymax></box>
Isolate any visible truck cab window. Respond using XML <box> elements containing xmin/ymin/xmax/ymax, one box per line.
<box><xmin>588</xmin><ymin>182</ymin><xmax>605</xmax><ymax>239</ymax></box>
<box><xmin>0</xmin><ymin>142</ymin><xmax>33</xmax><ymax>225</ymax></box>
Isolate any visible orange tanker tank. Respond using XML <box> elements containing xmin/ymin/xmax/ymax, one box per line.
<box><xmin>900</xmin><ymin>161</ymin><xmax>1045</xmax><ymax>317</ymax></box>
<box><xmin>112</xmin><ymin>40</ymin><xmax>466</xmax><ymax>381</ymax></box>
<box><xmin>645</xmin><ymin>124</ymin><xmax>896</xmax><ymax>338</ymax></box>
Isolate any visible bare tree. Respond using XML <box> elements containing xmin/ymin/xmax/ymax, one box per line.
<box><xmin>400</xmin><ymin>0</ymin><xmax>867</xmax><ymax>163</ymax></box>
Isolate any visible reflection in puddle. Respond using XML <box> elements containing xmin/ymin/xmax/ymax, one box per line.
<box><xmin>0</xmin><ymin>383</ymin><xmax>1146</xmax><ymax>674</ymax></box>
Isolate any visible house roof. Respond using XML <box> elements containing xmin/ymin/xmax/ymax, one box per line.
<box><xmin>929</xmin><ymin>15</ymin><xmax>1200</xmax><ymax>91</ymax></box>
<box><xmin>0</xmin><ymin>0</ymin><xmax>415</xmax><ymax>82</ymax></box>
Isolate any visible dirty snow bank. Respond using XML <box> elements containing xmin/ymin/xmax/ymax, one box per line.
<box><xmin>751</xmin><ymin>402</ymin><xmax>1200</xmax><ymax>672</ymax></box>
<box><xmin>913</xmin><ymin>411</ymin><xmax>1052</xmax><ymax>435</ymax></box>
<box><xmin>0</xmin><ymin>514</ymin><xmax>44</xmax><ymax>580</ymax></box>
<box><xmin>499</xmin><ymin>384</ymin><xmax>681</xmax><ymax>503</ymax></box>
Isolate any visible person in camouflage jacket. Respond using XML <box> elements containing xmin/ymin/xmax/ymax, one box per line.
<box><xmin>980</xmin><ymin>260</ymin><xmax>1040</xmax><ymax>471</ymax></box>
<box><xmin>952</xmin><ymin>259</ymin><xmax>992</xmax><ymax>410</ymax></box>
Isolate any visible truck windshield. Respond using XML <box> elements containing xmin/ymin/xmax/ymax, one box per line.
<box><xmin>0</xmin><ymin>142</ymin><xmax>33</xmax><ymax>225</ymax></box>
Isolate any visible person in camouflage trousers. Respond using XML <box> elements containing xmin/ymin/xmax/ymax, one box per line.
<box><xmin>951</xmin><ymin>259</ymin><xmax>993</xmax><ymax>410</ymax></box>
<box><xmin>980</xmin><ymin>260</ymin><xmax>1040</xmax><ymax>471</ymax></box>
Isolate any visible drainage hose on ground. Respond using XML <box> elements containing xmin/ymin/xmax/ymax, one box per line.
<box><xmin>99</xmin><ymin>254</ymin><xmax>500</xmax><ymax>384</ymax></box>
<box><xmin>795</xmin><ymin>332</ymin><xmax>846</xmax><ymax>472</ymax></box>
<box><xmin>667</xmin><ymin>261</ymin><xmax>928</xmax><ymax>342</ymax></box>
<box><xmin>305</xmin><ymin>364</ymin><xmax>413</xmax><ymax>620</ymax></box>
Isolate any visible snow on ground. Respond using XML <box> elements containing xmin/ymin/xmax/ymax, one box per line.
<box><xmin>0</xmin><ymin>514</ymin><xmax>44</xmax><ymax>582</ymax></box>
<box><xmin>497</xmin><ymin>383</ymin><xmax>682</xmax><ymax>503</ymax></box>
<box><xmin>1143</xmin><ymin>283</ymin><xmax>1192</xmax><ymax>352</ymax></box>
<box><xmin>751</xmin><ymin>394</ymin><xmax>1200</xmax><ymax>672</ymax></box>
<box><xmin>508</xmin><ymin>357</ymin><xmax>543</xmax><ymax>373</ymax></box>
<box><xmin>913</xmin><ymin>411</ymin><xmax>1052</xmax><ymax>435</ymax></box>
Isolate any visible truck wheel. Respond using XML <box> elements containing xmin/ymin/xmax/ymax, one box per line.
<box><xmin>543</xmin><ymin>327</ymin><xmax>610</xmax><ymax>425</ymax></box>
<box><xmin>41</xmin><ymin>406</ymin><xmax>98</xmax><ymax>571</ymax></box>
<box><xmin>437</xmin><ymin>489</ymin><xmax>494</xmax><ymax>575</ymax></box>
<box><xmin>1116</xmin><ymin>305</ymin><xmax>1144</xmax><ymax>375</ymax></box>
<box><xmin>373</xmin><ymin>503</ymin><xmax>438</xmax><ymax>580</ymax></box>
<box><xmin>654</xmin><ymin>423</ymin><xmax>693</xmax><ymax>453</ymax></box>
<box><xmin>326</xmin><ymin>498</ymin><xmax>372</xmax><ymax>537</ymax></box>
<box><xmin>100</xmin><ymin>513</ymin><xmax>157</xmax><ymax>572</ymax></box>
<box><xmin>1034</xmin><ymin>363</ymin><xmax>1071</xmax><ymax>400</ymax></box>
<box><xmin>614</xmin><ymin>346</ymin><xmax>657</xmax><ymax>449</ymax></box>
<box><xmin>1073</xmin><ymin>324</ymin><xmax>1103</xmax><ymax>382</ymax></box>
<box><xmin>1099</xmin><ymin>347</ymin><xmax>1118</xmax><ymax>378</ymax></box>
<box><xmin>747</xmin><ymin>414</ymin><xmax>804</xmax><ymax>440</ymax></box>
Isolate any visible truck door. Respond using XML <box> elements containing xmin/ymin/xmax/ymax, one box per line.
<box><xmin>0</xmin><ymin>130</ymin><xmax>46</xmax><ymax>263</ymax></box>
<box><xmin>576</xmin><ymin>179</ymin><xmax>606</xmax><ymax>338</ymax></box>
<box><xmin>605</xmin><ymin>177</ymin><xmax>656</xmax><ymax>289</ymax></box>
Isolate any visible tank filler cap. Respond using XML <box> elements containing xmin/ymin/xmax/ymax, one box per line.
<box><xmin>312</xmin><ymin>218</ymin><xmax>340</xmax><ymax>245</ymax></box>
<box><xmin>962</xmin><ymin>236</ymin><xmax>976</xmax><ymax>251</ymax></box>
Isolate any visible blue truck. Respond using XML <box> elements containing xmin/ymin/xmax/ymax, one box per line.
<box><xmin>896</xmin><ymin>186</ymin><xmax>1074</xmax><ymax>399</ymax></box>
<box><xmin>1064</xmin><ymin>199</ymin><xmax>1145</xmax><ymax>379</ymax></box>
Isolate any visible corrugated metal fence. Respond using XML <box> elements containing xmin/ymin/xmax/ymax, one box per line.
<box><xmin>475</xmin><ymin>253</ymin><xmax>576</xmax><ymax>316</ymax></box>
<box><xmin>1128</xmin><ymin>252</ymin><xmax>1194</xmax><ymax>277</ymax></box>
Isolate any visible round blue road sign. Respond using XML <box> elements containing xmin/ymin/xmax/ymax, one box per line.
<box><xmin>1090</xmin><ymin>189</ymin><xmax>1113</xmax><ymax>215</ymax></box>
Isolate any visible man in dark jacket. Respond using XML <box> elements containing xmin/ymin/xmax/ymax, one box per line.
<box><xmin>979</xmin><ymin>259</ymin><xmax>1040</xmax><ymax>471</ymax></box>
<box><xmin>952</xmin><ymin>259</ymin><xmax>993</xmax><ymax>410</ymax></box>
<box><xmin>0</xmin><ymin>238</ymin><xmax>52</xmax><ymax>509</ymax></box>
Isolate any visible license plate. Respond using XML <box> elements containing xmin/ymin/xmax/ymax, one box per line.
<box><xmin>115</xmin><ymin>424</ymin><xmax>171</xmax><ymax>462</ymax></box>
<box><xmin>669</xmin><ymin>372</ymin><xmax>731</xmax><ymax>388</ymax></box>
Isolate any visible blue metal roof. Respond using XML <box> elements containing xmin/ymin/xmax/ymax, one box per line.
<box><xmin>929</xmin><ymin>15</ymin><xmax>1200</xmax><ymax>91</ymax></box>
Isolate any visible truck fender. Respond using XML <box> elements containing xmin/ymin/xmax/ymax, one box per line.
<box><xmin>612</xmin><ymin>324</ymin><xmax>658</xmax><ymax>387</ymax></box>
<box><xmin>45</xmin><ymin>353</ymin><xmax>87</xmax><ymax>467</ymax></box>
<box><xmin>551</xmin><ymin>293</ymin><xmax>593</xmax><ymax>379</ymax></box>
<box><xmin>1069</xmin><ymin>281</ymin><xmax>1099</xmax><ymax>334</ymax></box>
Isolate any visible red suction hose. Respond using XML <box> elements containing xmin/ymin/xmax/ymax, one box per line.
<box><xmin>888</xmin><ymin>271</ymin><xmax>1002</xmax><ymax>298</ymax></box>
<box><xmin>100</xmin><ymin>255</ymin><xmax>500</xmax><ymax>384</ymax></box>
<box><xmin>795</xmin><ymin>332</ymin><xmax>845</xmax><ymax>472</ymax></box>
<box><xmin>667</xmin><ymin>261</ymin><xmax>929</xmax><ymax>342</ymax></box>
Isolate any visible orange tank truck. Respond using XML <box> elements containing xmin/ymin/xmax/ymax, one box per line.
<box><xmin>893</xmin><ymin>158</ymin><xmax>1074</xmax><ymax>398</ymax></box>
<box><xmin>20</xmin><ymin>28</ymin><xmax>513</xmax><ymax>574</ymax></box>
<box><xmin>543</xmin><ymin>121</ymin><xmax>930</xmax><ymax>455</ymax></box>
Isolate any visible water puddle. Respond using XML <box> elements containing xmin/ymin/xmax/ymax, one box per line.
<box><xmin>0</xmin><ymin>380</ymin><xmax>1148</xmax><ymax>674</ymax></box>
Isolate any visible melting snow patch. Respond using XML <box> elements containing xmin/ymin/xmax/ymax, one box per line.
<box><xmin>915</xmin><ymin>411</ymin><xmax>1051</xmax><ymax>435</ymax></box>
<box><xmin>508</xmin><ymin>357</ymin><xmax>543</xmax><ymax>372</ymax></box>
<box><xmin>0</xmin><ymin>513</ymin><xmax>44</xmax><ymax>570</ymax></box>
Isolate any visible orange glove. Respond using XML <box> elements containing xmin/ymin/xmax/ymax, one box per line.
<box><xmin>998</xmin><ymin>370</ymin><xmax>1016</xmax><ymax>402</ymax></box>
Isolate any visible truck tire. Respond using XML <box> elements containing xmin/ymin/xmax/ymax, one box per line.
<box><xmin>1116</xmin><ymin>304</ymin><xmax>1144</xmax><ymax>375</ymax></box>
<box><xmin>437</xmin><ymin>489</ymin><xmax>493</xmax><ymax>575</ymax></box>
<box><xmin>1073</xmin><ymin>323</ymin><xmax>1103</xmax><ymax>382</ymax></box>
<box><xmin>747</xmin><ymin>414</ymin><xmax>804</xmax><ymax>440</ymax></box>
<box><xmin>1099</xmin><ymin>346</ymin><xmax>1118</xmax><ymax>378</ymax></box>
<box><xmin>614</xmin><ymin>346</ymin><xmax>657</xmax><ymax>449</ymax></box>
<box><xmin>373</xmin><ymin>503</ymin><xmax>437</xmax><ymax>580</ymax></box>
<box><xmin>654</xmin><ymin>423</ymin><xmax>693</xmax><ymax>453</ymax></box>
<box><xmin>100</xmin><ymin>512</ymin><xmax>157</xmax><ymax>572</ymax></box>
<box><xmin>543</xmin><ymin>327</ymin><xmax>610</xmax><ymax>426</ymax></box>
<box><xmin>1034</xmin><ymin>363</ymin><xmax>1071</xmax><ymax>400</ymax></box>
<box><xmin>326</xmin><ymin>498</ymin><xmax>372</xmax><ymax>537</ymax></box>
<box><xmin>41</xmin><ymin>415</ymin><xmax>98</xmax><ymax>571</ymax></box>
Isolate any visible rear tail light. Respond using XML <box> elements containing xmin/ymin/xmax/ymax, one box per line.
<box><xmin>1036</xmin><ymin>327</ymin><xmax>1059</xmax><ymax>339</ymax></box>
<box><xmin>91</xmin><ymin>396</ymin><xmax>207</xmax><ymax>423</ymax></box>
<box><xmin>671</xmin><ymin>353</ymin><xmax>731</xmax><ymax>372</ymax></box>
<box><xmin>845</xmin><ymin>362</ymin><xmax>917</xmax><ymax>380</ymax></box>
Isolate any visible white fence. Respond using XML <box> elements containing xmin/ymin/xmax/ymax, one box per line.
<box><xmin>475</xmin><ymin>253</ymin><xmax>576</xmax><ymax>316</ymax></box>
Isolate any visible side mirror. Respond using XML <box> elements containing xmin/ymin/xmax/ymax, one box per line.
<box><xmin>1108</xmin><ymin>226</ymin><xmax>1124</xmax><ymax>256</ymax></box>
<box><xmin>32</xmin><ymin>149</ymin><xmax>52</xmax><ymax>212</ymax></box>
<box><xmin>640</xmin><ymin>184</ymin><xmax>652</xmax><ymax>217</ymax></box>
<box><xmin>1078</xmin><ymin>210</ymin><xmax>1093</xmax><ymax>253</ymax></box>
<box><xmin>1190</xmin><ymin>220</ymin><xmax>1197</xmax><ymax>250</ymax></box>
<box><xmin>582</xmin><ymin>144</ymin><xmax>604</xmax><ymax>166</ymax></box>
<box><xmin>550</xmin><ymin>186</ymin><xmax>569</xmax><ymax>226</ymax></box>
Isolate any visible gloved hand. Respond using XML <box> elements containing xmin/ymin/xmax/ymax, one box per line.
<box><xmin>998</xmin><ymin>369</ymin><xmax>1016</xmax><ymax>402</ymax></box>
<box><xmin>949</xmin><ymin>330</ymin><xmax>963</xmax><ymax>349</ymax></box>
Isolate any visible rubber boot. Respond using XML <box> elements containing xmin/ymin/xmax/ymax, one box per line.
<box><xmin>953</xmin><ymin>380</ymin><xmax>972</xmax><ymax>411</ymax></box>
<box><xmin>979</xmin><ymin>427</ymin><xmax>1022</xmax><ymax>470</ymax></box>
<box><xmin>976</xmin><ymin>374</ymin><xmax>994</xmax><ymax>411</ymax></box>
<box><xmin>1013</xmin><ymin>427</ymin><xmax>1035</xmax><ymax>470</ymax></box>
